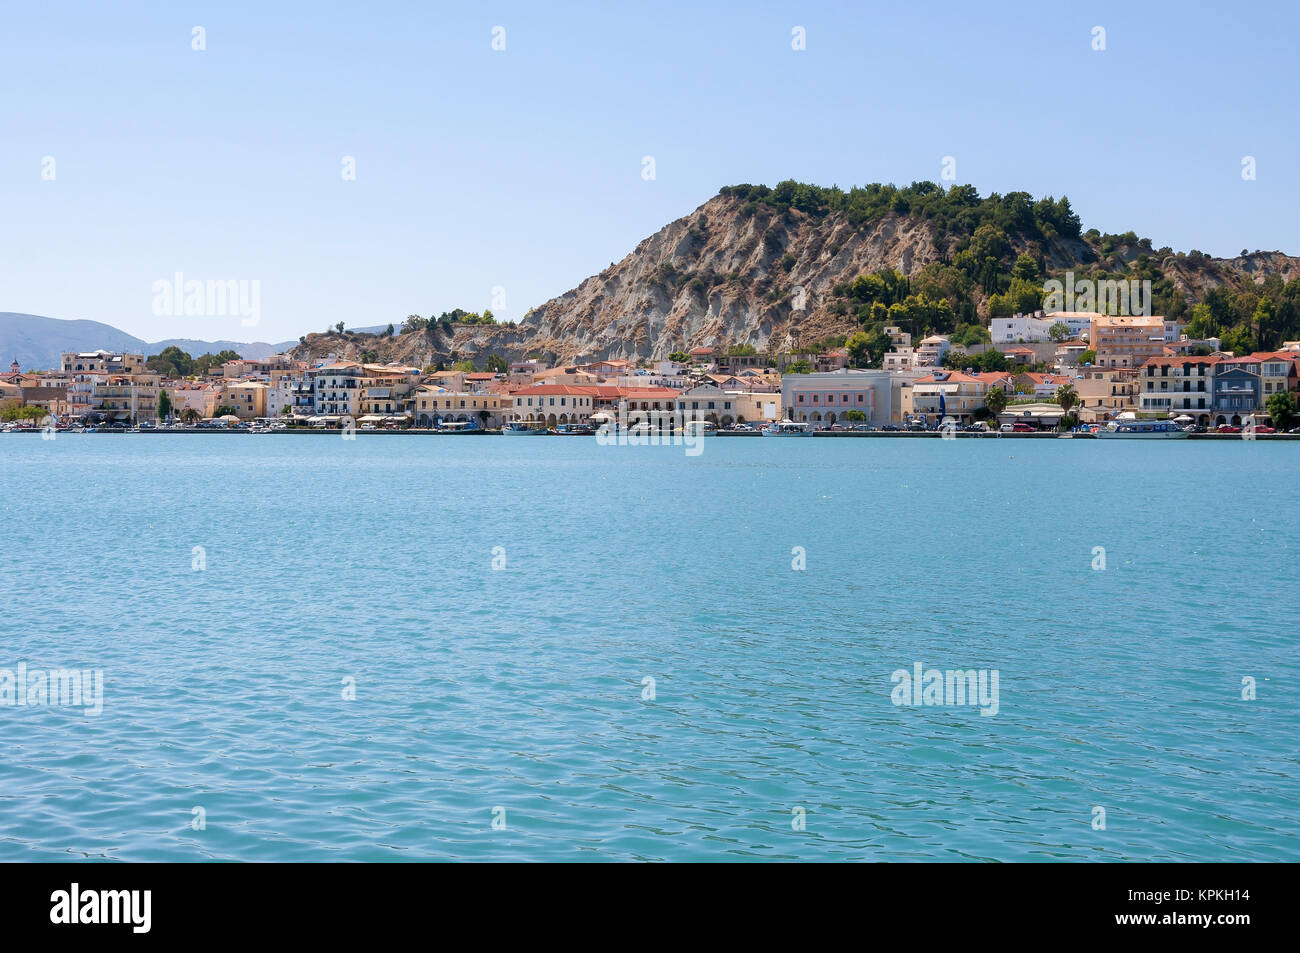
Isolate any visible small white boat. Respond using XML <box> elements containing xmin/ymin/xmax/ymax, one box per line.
<box><xmin>761</xmin><ymin>420</ymin><xmax>813</xmax><ymax>436</ymax></box>
<box><xmin>502</xmin><ymin>421</ymin><xmax>548</xmax><ymax>435</ymax></box>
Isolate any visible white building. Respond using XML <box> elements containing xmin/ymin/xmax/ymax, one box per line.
<box><xmin>312</xmin><ymin>362</ymin><xmax>363</xmax><ymax>418</ymax></box>
<box><xmin>992</xmin><ymin>312</ymin><xmax>1054</xmax><ymax>343</ymax></box>
<box><xmin>916</xmin><ymin>335</ymin><xmax>951</xmax><ymax>367</ymax></box>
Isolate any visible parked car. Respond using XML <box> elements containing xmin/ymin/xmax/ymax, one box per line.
<box><xmin>1217</xmin><ymin>424</ymin><xmax>1241</xmax><ymax>434</ymax></box>
<box><xmin>1012</xmin><ymin>422</ymin><xmax>1035</xmax><ymax>433</ymax></box>
<box><xmin>881</xmin><ymin>424</ymin><xmax>901</xmax><ymax>432</ymax></box>
<box><xmin>1251</xmin><ymin>425</ymin><xmax>1276</xmax><ymax>434</ymax></box>
<box><xmin>852</xmin><ymin>424</ymin><xmax>875</xmax><ymax>432</ymax></box>
<box><xmin>999</xmin><ymin>423</ymin><xmax>1014</xmax><ymax>433</ymax></box>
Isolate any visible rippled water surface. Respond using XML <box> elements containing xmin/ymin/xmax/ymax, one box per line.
<box><xmin>1</xmin><ymin>434</ymin><xmax>1297</xmax><ymax>860</ymax></box>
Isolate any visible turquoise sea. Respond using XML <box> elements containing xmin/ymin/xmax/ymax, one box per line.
<box><xmin>1</xmin><ymin>434</ymin><xmax>1296</xmax><ymax>861</ymax></box>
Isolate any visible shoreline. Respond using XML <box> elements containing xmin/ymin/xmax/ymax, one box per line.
<box><xmin>6</xmin><ymin>428</ymin><xmax>1298</xmax><ymax>440</ymax></box>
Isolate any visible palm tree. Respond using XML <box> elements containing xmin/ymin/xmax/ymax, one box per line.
<box><xmin>1054</xmin><ymin>383</ymin><xmax>1079</xmax><ymax>417</ymax></box>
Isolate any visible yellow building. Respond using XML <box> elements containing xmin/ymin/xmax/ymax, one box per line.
<box><xmin>1074</xmin><ymin>368</ymin><xmax>1139</xmax><ymax>421</ymax></box>
<box><xmin>360</xmin><ymin>365</ymin><xmax>421</xmax><ymax>419</ymax></box>
<box><xmin>725</xmin><ymin>391</ymin><xmax>781</xmax><ymax>425</ymax></box>
<box><xmin>220</xmin><ymin>380</ymin><xmax>268</xmax><ymax>419</ymax></box>
<box><xmin>908</xmin><ymin>371</ymin><xmax>994</xmax><ymax>423</ymax></box>
<box><xmin>414</xmin><ymin>387</ymin><xmax>511</xmax><ymax>427</ymax></box>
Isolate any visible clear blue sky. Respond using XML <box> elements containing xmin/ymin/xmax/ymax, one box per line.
<box><xmin>2</xmin><ymin>0</ymin><xmax>1296</xmax><ymax>344</ymax></box>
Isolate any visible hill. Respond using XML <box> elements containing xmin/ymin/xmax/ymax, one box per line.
<box><xmin>0</xmin><ymin>313</ymin><xmax>294</xmax><ymax>372</ymax></box>
<box><xmin>288</xmin><ymin>181</ymin><xmax>1300</xmax><ymax>368</ymax></box>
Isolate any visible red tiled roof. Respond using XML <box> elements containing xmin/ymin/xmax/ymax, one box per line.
<box><xmin>511</xmin><ymin>385</ymin><xmax>601</xmax><ymax>396</ymax></box>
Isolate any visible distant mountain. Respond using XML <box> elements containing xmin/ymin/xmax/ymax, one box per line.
<box><xmin>0</xmin><ymin>313</ymin><xmax>295</xmax><ymax>372</ymax></box>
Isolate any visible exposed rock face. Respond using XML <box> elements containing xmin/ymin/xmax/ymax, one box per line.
<box><xmin>514</xmin><ymin>192</ymin><xmax>1300</xmax><ymax>361</ymax></box>
<box><xmin>519</xmin><ymin>193</ymin><xmax>945</xmax><ymax>361</ymax></box>
<box><xmin>287</xmin><ymin>189</ymin><xmax>1300</xmax><ymax>367</ymax></box>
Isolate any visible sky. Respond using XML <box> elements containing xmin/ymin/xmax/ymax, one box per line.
<box><xmin>2</xmin><ymin>0</ymin><xmax>1297</xmax><ymax>344</ymax></box>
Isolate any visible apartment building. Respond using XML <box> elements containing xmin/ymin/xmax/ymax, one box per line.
<box><xmin>220</xmin><ymin>380</ymin><xmax>269</xmax><ymax>419</ymax></box>
<box><xmin>1137</xmin><ymin>356</ymin><xmax>1217</xmax><ymax>418</ymax></box>
<box><xmin>312</xmin><ymin>362</ymin><xmax>364</xmax><ymax>417</ymax></box>
<box><xmin>1089</xmin><ymin>314</ymin><xmax>1167</xmax><ymax>369</ymax></box>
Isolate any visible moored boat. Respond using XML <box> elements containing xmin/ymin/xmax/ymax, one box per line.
<box><xmin>1096</xmin><ymin>419</ymin><xmax>1189</xmax><ymax>439</ymax></box>
<box><xmin>502</xmin><ymin>421</ymin><xmax>549</xmax><ymax>435</ymax></box>
<box><xmin>761</xmin><ymin>420</ymin><xmax>813</xmax><ymax>436</ymax></box>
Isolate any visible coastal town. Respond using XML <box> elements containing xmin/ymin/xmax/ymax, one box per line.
<box><xmin>4</xmin><ymin>309</ymin><xmax>1300</xmax><ymax>437</ymax></box>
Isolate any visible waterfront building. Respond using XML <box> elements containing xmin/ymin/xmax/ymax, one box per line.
<box><xmin>1210</xmin><ymin>357</ymin><xmax>1263</xmax><ymax>425</ymax></box>
<box><xmin>168</xmin><ymin>382</ymin><xmax>222</xmax><ymax>419</ymax></box>
<box><xmin>220</xmin><ymin>380</ymin><xmax>269</xmax><ymax>419</ymax></box>
<box><xmin>313</xmin><ymin>362</ymin><xmax>364</xmax><ymax>418</ymax></box>
<box><xmin>675</xmin><ymin>384</ymin><xmax>738</xmax><ymax>427</ymax></box>
<box><xmin>1137</xmin><ymin>356</ymin><xmax>1217</xmax><ymax>420</ymax></box>
<box><xmin>509</xmin><ymin>384</ymin><xmax>598</xmax><ymax>426</ymax></box>
<box><xmin>359</xmin><ymin>365</ymin><xmax>420</xmax><ymax>420</ymax></box>
<box><xmin>724</xmin><ymin>390</ymin><xmax>781</xmax><ymax>425</ymax></box>
<box><xmin>1250</xmin><ymin>352</ymin><xmax>1300</xmax><ymax>402</ymax></box>
<box><xmin>413</xmin><ymin>387</ymin><xmax>510</xmax><ymax>427</ymax></box>
<box><xmin>908</xmin><ymin>370</ymin><xmax>993</xmax><ymax>424</ymax></box>
<box><xmin>1075</xmin><ymin>367</ymin><xmax>1139</xmax><ymax>422</ymax></box>
<box><xmin>782</xmin><ymin>369</ymin><xmax>894</xmax><ymax>427</ymax></box>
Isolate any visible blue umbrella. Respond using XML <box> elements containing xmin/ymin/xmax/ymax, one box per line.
<box><xmin>938</xmin><ymin>389</ymin><xmax>946</xmax><ymax>418</ymax></box>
